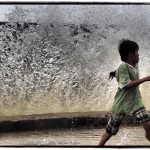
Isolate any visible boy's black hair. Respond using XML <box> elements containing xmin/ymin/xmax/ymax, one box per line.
<box><xmin>118</xmin><ymin>39</ymin><xmax>139</xmax><ymax>61</ymax></box>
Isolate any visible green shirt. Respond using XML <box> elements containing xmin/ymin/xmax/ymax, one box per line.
<box><xmin>111</xmin><ymin>62</ymin><xmax>144</xmax><ymax>115</ymax></box>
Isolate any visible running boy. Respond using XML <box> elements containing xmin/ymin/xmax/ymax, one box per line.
<box><xmin>98</xmin><ymin>39</ymin><xmax>150</xmax><ymax>146</ymax></box>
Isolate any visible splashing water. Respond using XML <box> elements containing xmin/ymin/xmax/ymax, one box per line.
<box><xmin>0</xmin><ymin>5</ymin><xmax>150</xmax><ymax>116</ymax></box>
<box><xmin>117</xmin><ymin>130</ymin><xmax>129</xmax><ymax>145</ymax></box>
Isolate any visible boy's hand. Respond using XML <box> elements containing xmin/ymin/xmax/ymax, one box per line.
<box><xmin>145</xmin><ymin>76</ymin><xmax>150</xmax><ymax>81</ymax></box>
<box><xmin>109</xmin><ymin>71</ymin><xmax>116</xmax><ymax>80</ymax></box>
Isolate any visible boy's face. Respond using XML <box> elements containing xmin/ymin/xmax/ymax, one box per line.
<box><xmin>131</xmin><ymin>50</ymin><xmax>139</xmax><ymax>63</ymax></box>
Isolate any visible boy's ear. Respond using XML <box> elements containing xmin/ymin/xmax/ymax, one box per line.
<box><xmin>128</xmin><ymin>51</ymin><xmax>132</xmax><ymax>56</ymax></box>
<box><xmin>128</xmin><ymin>51</ymin><xmax>134</xmax><ymax>57</ymax></box>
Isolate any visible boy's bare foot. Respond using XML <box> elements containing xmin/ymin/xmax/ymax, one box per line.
<box><xmin>97</xmin><ymin>142</ymin><xmax>105</xmax><ymax>146</ymax></box>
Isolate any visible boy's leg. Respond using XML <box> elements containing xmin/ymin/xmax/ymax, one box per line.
<box><xmin>98</xmin><ymin>113</ymin><xmax>125</xmax><ymax>146</ymax></box>
<box><xmin>98</xmin><ymin>132</ymin><xmax>111</xmax><ymax>146</ymax></box>
<box><xmin>142</xmin><ymin>121</ymin><xmax>150</xmax><ymax>141</ymax></box>
<box><xmin>133</xmin><ymin>107</ymin><xmax>150</xmax><ymax>142</ymax></box>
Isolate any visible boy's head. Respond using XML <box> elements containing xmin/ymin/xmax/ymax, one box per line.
<box><xmin>118</xmin><ymin>39</ymin><xmax>139</xmax><ymax>62</ymax></box>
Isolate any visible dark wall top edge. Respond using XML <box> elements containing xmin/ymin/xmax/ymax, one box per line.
<box><xmin>0</xmin><ymin>2</ymin><xmax>150</xmax><ymax>5</ymax></box>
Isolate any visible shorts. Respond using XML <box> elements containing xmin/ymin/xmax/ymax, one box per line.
<box><xmin>106</xmin><ymin>107</ymin><xmax>150</xmax><ymax>135</ymax></box>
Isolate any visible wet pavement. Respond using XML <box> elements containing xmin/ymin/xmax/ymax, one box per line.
<box><xmin>0</xmin><ymin>126</ymin><xmax>149</xmax><ymax>146</ymax></box>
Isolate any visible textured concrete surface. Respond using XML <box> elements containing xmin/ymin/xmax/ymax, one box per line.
<box><xmin>0</xmin><ymin>126</ymin><xmax>149</xmax><ymax>146</ymax></box>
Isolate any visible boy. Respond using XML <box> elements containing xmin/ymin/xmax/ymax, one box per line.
<box><xmin>98</xmin><ymin>39</ymin><xmax>150</xmax><ymax>146</ymax></box>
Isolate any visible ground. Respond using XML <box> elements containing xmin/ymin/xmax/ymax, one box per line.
<box><xmin>0</xmin><ymin>126</ymin><xmax>149</xmax><ymax>146</ymax></box>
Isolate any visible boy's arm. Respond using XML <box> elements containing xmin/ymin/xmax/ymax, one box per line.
<box><xmin>126</xmin><ymin>76</ymin><xmax>150</xmax><ymax>89</ymax></box>
<box><xmin>118</xmin><ymin>63</ymin><xmax>150</xmax><ymax>89</ymax></box>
